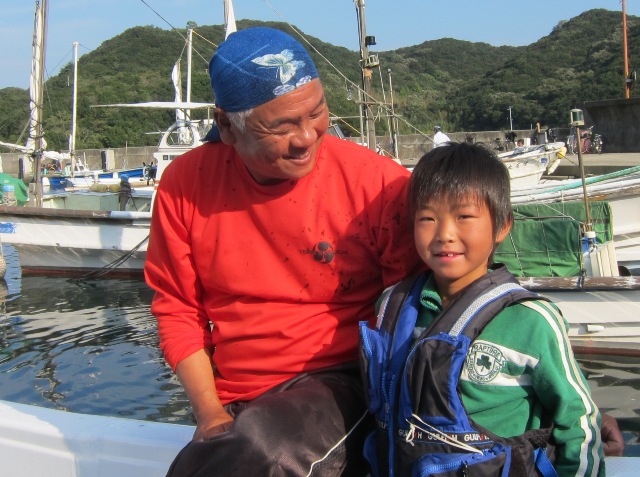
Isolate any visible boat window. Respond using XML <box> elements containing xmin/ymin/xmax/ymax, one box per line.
<box><xmin>166</xmin><ymin>126</ymin><xmax>195</xmax><ymax>146</ymax></box>
<box><xmin>161</xmin><ymin>155</ymin><xmax>180</xmax><ymax>162</ymax></box>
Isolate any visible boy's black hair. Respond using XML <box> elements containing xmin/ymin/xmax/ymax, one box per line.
<box><xmin>409</xmin><ymin>142</ymin><xmax>513</xmax><ymax>240</ymax></box>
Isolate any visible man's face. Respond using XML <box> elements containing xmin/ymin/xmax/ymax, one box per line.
<box><xmin>218</xmin><ymin>79</ymin><xmax>330</xmax><ymax>185</ymax></box>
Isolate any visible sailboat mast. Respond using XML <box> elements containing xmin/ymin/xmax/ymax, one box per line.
<box><xmin>355</xmin><ymin>0</ymin><xmax>378</xmax><ymax>152</ymax></box>
<box><xmin>70</xmin><ymin>41</ymin><xmax>79</xmax><ymax>176</ymax></box>
<box><xmin>31</xmin><ymin>0</ymin><xmax>47</xmax><ymax>207</ymax></box>
<box><xmin>224</xmin><ymin>0</ymin><xmax>237</xmax><ymax>38</ymax></box>
<box><xmin>186</xmin><ymin>27</ymin><xmax>193</xmax><ymax>120</ymax></box>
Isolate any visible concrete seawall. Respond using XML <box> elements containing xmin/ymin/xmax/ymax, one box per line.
<box><xmin>0</xmin><ymin>131</ymin><xmax>525</xmax><ymax>176</ymax></box>
<box><xmin>1</xmin><ymin>126</ymin><xmax>637</xmax><ymax>178</ymax></box>
<box><xmin>0</xmin><ymin>146</ymin><xmax>157</xmax><ymax>177</ymax></box>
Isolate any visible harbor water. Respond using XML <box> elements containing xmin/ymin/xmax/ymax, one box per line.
<box><xmin>0</xmin><ymin>244</ymin><xmax>638</xmax><ymax>456</ymax></box>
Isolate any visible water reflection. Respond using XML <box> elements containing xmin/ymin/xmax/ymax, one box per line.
<box><xmin>578</xmin><ymin>354</ymin><xmax>640</xmax><ymax>456</ymax></box>
<box><xmin>0</xmin><ymin>245</ymin><xmax>191</xmax><ymax>424</ymax></box>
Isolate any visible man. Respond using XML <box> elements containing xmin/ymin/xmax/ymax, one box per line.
<box><xmin>432</xmin><ymin>125</ymin><xmax>451</xmax><ymax>147</ymax></box>
<box><xmin>144</xmin><ymin>27</ymin><xmax>420</xmax><ymax>476</ymax></box>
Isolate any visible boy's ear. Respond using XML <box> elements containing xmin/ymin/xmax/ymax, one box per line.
<box><xmin>495</xmin><ymin>218</ymin><xmax>513</xmax><ymax>244</ymax></box>
<box><xmin>214</xmin><ymin>108</ymin><xmax>236</xmax><ymax>145</ymax></box>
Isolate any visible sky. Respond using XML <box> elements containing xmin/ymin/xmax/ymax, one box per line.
<box><xmin>1</xmin><ymin>0</ymin><xmax>638</xmax><ymax>90</ymax></box>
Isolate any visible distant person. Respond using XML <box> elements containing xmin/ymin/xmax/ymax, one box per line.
<box><xmin>145</xmin><ymin>160</ymin><xmax>157</xmax><ymax>185</ymax></box>
<box><xmin>360</xmin><ymin>142</ymin><xmax>606</xmax><ymax>476</ymax></box>
<box><xmin>432</xmin><ymin>125</ymin><xmax>451</xmax><ymax>147</ymax></box>
<box><xmin>144</xmin><ymin>27</ymin><xmax>421</xmax><ymax>476</ymax></box>
<box><xmin>517</xmin><ymin>138</ymin><xmax>525</xmax><ymax>147</ymax></box>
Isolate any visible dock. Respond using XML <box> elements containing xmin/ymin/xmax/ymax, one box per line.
<box><xmin>552</xmin><ymin>152</ymin><xmax>640</xmax><ymax>177</ymax></box>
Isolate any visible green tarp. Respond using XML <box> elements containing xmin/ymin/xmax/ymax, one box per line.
<box><xmin>0</xmin><ymin>174</ymin><xmax>29</xmax><ymax>206</ymax></box>
<box><xmin>495</xmin><ymin>200</ymin><xmax>613</xmax><ymax>277</ymax></box>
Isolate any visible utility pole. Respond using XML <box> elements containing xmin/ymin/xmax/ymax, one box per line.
<box><xmin>355</xmin><ymin>0</ymin><xmax>379</xmax><ymax>152</ymax></box>
<box><xmin>507</xmin><ymin>106</ymin><xmax>513</xmax><ymax>131</ymax></box>
<box><xmin>622</xmin><ymin>0</ymin><xmax>631</xmax><ymax>99</ymax></box>
<box><xmin>387</xmin><ymin>68</ymin><xmax>399</xmax><ymax>159</ymax></box>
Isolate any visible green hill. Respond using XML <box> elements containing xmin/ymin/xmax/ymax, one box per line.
<box><xmin>0</xmin><ymin>10</ymin><xmax>638</xmax><ymax>151</ymax></box>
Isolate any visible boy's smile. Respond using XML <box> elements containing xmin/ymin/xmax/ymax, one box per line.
<box><xmin>413</xmin><ymin>196</ymin><xmax>511</xmax><ymax>304</ymax></box>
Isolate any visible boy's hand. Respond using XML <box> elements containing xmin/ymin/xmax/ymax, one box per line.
<box><xmin>601</xmin><ymin>413</ymin><xmax>624</xmax><ymax>456</ymax></box>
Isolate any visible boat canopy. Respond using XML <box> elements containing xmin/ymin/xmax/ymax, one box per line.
<box><xmin>495</xmin><ymin>200</ymin><xmax>613</xmax><ymax>277</ymax></box>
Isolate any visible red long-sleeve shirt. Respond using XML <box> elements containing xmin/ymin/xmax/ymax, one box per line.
<box><xmin>144</xmin><ymin>135</ymin><xmax>420</xmax><ymax>404</ymax></box>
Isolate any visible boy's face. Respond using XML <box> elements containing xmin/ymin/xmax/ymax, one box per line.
<box><xmin>413</xmin><ymin>195</ymin><xmax>511</xmax><ymax>301</ymax></box>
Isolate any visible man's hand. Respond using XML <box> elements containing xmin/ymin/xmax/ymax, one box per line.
<box><xmin>193</xmin><ymin>409</ymin><xmax>235</xmax><ymax>441</ymax></box>
<box><xmin>601</xmin><ymin>413</ymin><xmax>625</xmax><ymax>457</ymax></box>
<box><xmin>175</xmin><ymin>349</ymin><xmax>233</xmax><ymax>442</ymax></box>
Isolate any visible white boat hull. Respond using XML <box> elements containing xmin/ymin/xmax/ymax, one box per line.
<box><xmin>0</xmin><ymin>206</ymin><xmax>150</xmax><ymax>274</ymax></box>
<box><xmin>503</xmin><ymin>159</ymin><xmax>547</xmax><ymax>188</ymax></box>
<box><xmin>0</xmin><ymin>400</ymin><xmax>191</xmax><ymax>477</ymax></box>
<box><xmin>0</xmin><ymin>399</ymin><xmax>635</xmax><ymax>476</ymax></box>
<box><xmin>500</xmin><ymin>142</ymin><xmax>565</xmax><ymax>188</ymax></box>
<box><xmin>520</xmin><ymin>276</ymin><xmax>640</xmax><ymax>355</ymax></box>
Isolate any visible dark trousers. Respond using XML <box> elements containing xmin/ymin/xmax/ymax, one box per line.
<box><xmin>166</xmin><ymin>364</ymin><xmax>372</xmax><ymax>477</ymax></box>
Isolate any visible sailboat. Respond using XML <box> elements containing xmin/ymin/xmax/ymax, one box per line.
<box><xmin>0</xmin><ymin>0</ymin><xmax>152</xmax><ymax>275</ymax></box>
<box><xmin>92</xmin><ymin>25</ymin><xmax>216</xmax><ymax>189</ymax></box>
<box><xmin>0</xmin><ymin>0</ymin><xmax>69</xmax><ymax>204</ymax></box>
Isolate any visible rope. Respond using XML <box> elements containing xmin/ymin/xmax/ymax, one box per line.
<box><xmin>261</xmin><ymin>0</ymin><xmax>429</xmax><ymax>139</ymax></box>
<box><xmin>69</xmin><ymin>235</ymin><xmax>149</xmax><ymax>282</ymax></box>
<box><xmin>539</xmin><ymin>165</ymin><xmax>640</xmax><ymax>194</ymax></box>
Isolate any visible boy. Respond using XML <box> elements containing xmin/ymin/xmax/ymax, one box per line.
<box><xmin>359</xmin><ymin>143</ymin><xmax>604</xmax><ymax>476</ymax></box>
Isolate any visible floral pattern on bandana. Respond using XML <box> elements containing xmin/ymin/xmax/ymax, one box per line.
<box><xmin>252</xmin><ymin>49</ymin><xmax>312</xmax><ymax>96</ymax></box>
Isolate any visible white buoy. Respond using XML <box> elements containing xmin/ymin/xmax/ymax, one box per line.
<box><xmin>0</xmin><ymin>240</ymin><xmax>5</xmax><ymax>278</ymax></box>
<box><xmin>0</xmin><ymin>253</ymin><xmax>6</xmax><ymax>279</ymax></box>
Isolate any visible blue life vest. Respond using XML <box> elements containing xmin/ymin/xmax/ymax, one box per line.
<box><xmin>359</xmin><ymin>265</ymin><xmax>558</xmax><ymax>477</ymax></box>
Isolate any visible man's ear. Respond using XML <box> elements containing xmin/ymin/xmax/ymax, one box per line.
<box><xmin>214</xmin><ymin>108</ymin><xmax>236</xmax><ymax>145</ymax></box>
<box><xmin>495</xmin><ymin>218</ymin><xmax>513</xmax><ymax>244</ymax></box>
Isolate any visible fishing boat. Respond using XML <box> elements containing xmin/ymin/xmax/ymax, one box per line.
<box><xmin>0</xmin><ymin>0</ymin><xmax>220</xmax><ymax>275</ymax></box>
<box><xmin>498</xmin><ymin>141</ymin><xmax>566</xmax><ymax>188</ymax></box>
<box><xmin>511</xmin><ymin>165</ymin><xmax>640</xmax><ymax>274</ymax></box>
<box><xmin>500</xmin><ymin>169</ymin><xmax>640</xmax><ymax>354</ymax></box>
<box><xmin>0</xmin><ymin>107</ymin><xmax>215</xmax><ymax>274</ymax></box>
<box><xmin>0</xmin><ymin>207</ymin><xmax>150</xmax><ymax>275</ymax></box>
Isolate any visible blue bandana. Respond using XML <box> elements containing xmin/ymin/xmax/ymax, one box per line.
<box><xmin>204</xmin><ymin>27</ymin><xmax>319</xmax><ymax>142</ymax></box>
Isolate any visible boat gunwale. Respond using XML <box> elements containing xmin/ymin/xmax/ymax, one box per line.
<box><xmin>519</xmin><ymin>275</ymin><xmax>640</xmax><ymax>291</ymax></box>
<box><xmin>0</xmin><ymin>205</ymin><xmax>151</xmax><ymax>221</ymax></box>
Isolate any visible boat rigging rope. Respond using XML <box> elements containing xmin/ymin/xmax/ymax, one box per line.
<box><xmin>69</xmin><ymin>234</ymin><xmax>149</xmax><ymax>282</ymax></box>
<box><xmin>539</xmin><ymin>165</ymin><xmax>640</xmax><ymax>194</ymax></box>
<box><xmin>262</xmin><ymin>0</ymin><xmax>428</xmax><ymax>139</ymax></box>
